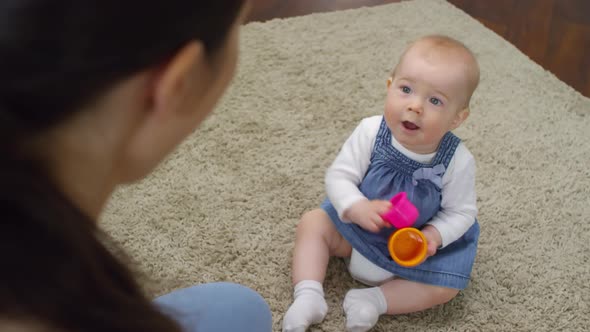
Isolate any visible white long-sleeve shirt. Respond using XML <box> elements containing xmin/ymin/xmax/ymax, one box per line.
<box><xmin>325</xmin><ymin>115</ymin><xmax>477</xmax><ymax>248</ymax></box>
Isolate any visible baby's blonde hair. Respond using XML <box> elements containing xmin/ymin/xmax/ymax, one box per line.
<box><xmin>392</xmin><ymin>35</ymin><xmax>480</xmax><ymax>108</ymax></box>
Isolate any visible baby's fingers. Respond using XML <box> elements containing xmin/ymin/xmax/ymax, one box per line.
<box><xmin>365</xmin><ymin>222</ymin><xmax>381</xmax><ymax>233</ymax></box>
<box><xmin>370</xmin><ymin>214</ymin><xmax>388</xmax><ymax>231</ymax></box>
<box><xmin>426</xmin><ymin>241</ymin><xmax>438</xmax><ymax>257</ymax></box>
<box><xmin>376</xmin><ymin>200</ymin><xmax>393</xmax><ymax>210</ymax></box>
<box><xmin>359</xmin><ymin>215</ymin><xmax>383</xmax><ymax>233</ymax></box>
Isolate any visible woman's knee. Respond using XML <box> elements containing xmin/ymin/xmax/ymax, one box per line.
<box><xmin>203</xmin><ymin>282</ymin><xmax>271</xmax><ymax>330</ymax></box>
<box><xmin>217</xmin><ymin>282</ymin><xmax>270</xmax><ymax>311</ymax></box>
<box><xmin>154</xmin><ymin>282</ymin><xmax>272</xmax><ymax>332</ymax></box>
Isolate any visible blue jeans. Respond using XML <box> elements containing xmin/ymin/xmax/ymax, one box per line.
<box><xmin>153</xmin><ymin>282</ymin><xmax>272</xmax><ymax>332</ymax></box>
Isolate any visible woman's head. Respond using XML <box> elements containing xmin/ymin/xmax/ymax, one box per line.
<box><xmin>0</xmin><ymin>1</ymin><xmax>246</xmax><ymax>330</ymax></box>
<box><xmin>1</xmin><ymin>0</ymin><xmax>247</xmax><ymax>183</ymax></box>
<box><xmin>1</xmin><ymin>0</ymin><xmax>250</xmax><ymax>217</ymax></box>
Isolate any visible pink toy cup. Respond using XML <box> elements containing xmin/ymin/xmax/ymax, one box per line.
<box><xmin>380</xmin><ymin>192</ymin><xmax>419</xmax><ymax>229</ymax></box>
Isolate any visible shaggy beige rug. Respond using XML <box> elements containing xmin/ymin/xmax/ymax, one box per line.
<box><xmin>102</xmin><ymin>0</ymin><xmax>590</xmax><ymax>330</ymax></box>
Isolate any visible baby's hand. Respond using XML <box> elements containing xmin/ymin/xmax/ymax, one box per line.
<box><xmin>343</xmin><ymin>199</ymin><xmax>392</xmax><ymax>233</ymax></box>
<box><xmin>421</xmin><ymin>225</ymin><xmax>443</xmax><ymax>258</ymax></box>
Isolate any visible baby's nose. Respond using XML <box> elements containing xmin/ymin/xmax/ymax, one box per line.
<box><xmin>407</xmin><ymin>100</ymin><xmax>423</xmax><ymax>113</ymax></box>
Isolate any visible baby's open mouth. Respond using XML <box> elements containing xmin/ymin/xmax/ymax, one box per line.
<box><xmin>402</xmin><ymin>121</ymin><xmax>420</xmax><ymax>130</ymax></box>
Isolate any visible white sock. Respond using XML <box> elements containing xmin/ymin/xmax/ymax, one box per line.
<box><xmin>343</xmin><ymin>287</ymin><xmax>388</xmax><ymax>332</ymax></box>
<box><xmin>282</xmin><ymin>280</ymin><xmax>328</xmax><ymax>332</ymax></box>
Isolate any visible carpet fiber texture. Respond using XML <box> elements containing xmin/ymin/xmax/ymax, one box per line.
<box><xmin>102</xmin><ymin>0</ymin><xmax>590</xmax><ymax>330</ymax></box>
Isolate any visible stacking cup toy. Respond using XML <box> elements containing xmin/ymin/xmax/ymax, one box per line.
<box><xmin>380</xmin><ymin>192</ymin><xmax>419</xmax><ymax>228</ymax></box>
<box><xmin>380</xmin><ymin>192</ymin><xmax>428</xmax><ymax>267</ymax></box>
<box><xmin>387</xmin><ymin>227</ymin><xmax>427</xmax><ymax>267</ymax></box>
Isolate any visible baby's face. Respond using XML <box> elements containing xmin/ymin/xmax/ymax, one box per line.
<box><xmin>384</xmin><ymin>43</ymin><xmax>473</xmax><ymax>154</ymax></box>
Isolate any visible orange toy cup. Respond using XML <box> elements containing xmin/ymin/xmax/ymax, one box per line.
<box><xmin>387</xmin><ymin>227</ymin><xmax>428</xmax><ymax>267</ymax></box>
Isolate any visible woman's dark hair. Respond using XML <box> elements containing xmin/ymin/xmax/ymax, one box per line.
<box><xmin>0</xmin><ymin>1</ymin><xmax>244</xmax><ymax>331</ymax></box>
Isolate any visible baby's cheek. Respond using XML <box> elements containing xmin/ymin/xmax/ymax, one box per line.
<box><xmin>382</xmin><ymin>113</ymin><xmax>396</xmax><ymax>132</ymax></box>
<box><xmin>383</xmin><ymin>101</ymin><xmax>398</xmax><ymax>120</ymax></box>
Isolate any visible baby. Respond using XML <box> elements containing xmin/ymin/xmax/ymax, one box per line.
<box><xmin>282</xmin><ymin>35</ymin><xmax>481</xmax><ymax>332</ymax></box>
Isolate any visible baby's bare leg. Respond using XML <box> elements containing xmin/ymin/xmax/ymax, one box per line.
<box><xmin>292</xmin><ymin>208</ymin><xmax>352</xmax><ymax>284</ymax></box>
<box><xmin>380</xmin><ymin>278</ymin><xmax>459</xmax><ymax>314</ymax></box>
<box><xmin>283</xmin><ymin>209</ymin><xmax>351</xmax><ymax>332</ymax></box>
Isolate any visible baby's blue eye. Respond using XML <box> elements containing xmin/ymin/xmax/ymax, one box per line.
<box><xmin>401</xmin><ymin>86</ymin><xmax>411</xmax><ymax>94</ymax></box>
<box><xmin>430</xmin><ymin>97</ymin><xmax>442</xmax><ymax>106</ymax></box>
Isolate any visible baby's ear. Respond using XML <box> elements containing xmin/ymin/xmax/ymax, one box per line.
<box><xmin>451</xmin><ymin>107</ymin><xmax>470</xmax><ymax>129</ymax></box>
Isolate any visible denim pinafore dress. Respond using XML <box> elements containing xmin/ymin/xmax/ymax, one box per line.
<box><xmin>321</xmin><ymin>119</ymin><xmax>479</xmax><ymax>289</ymax></box>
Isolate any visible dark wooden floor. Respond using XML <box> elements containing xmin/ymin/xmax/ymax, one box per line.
<box><xmin>247</xmin><ymin>0</ymin><xmax>590</xmax><ymax>97</ymax></box>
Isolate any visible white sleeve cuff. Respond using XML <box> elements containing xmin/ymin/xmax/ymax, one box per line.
<box><xmin>335</xmin><ymin>196</ymin><xmax>367</xmax><ymax>222</ymax></box>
